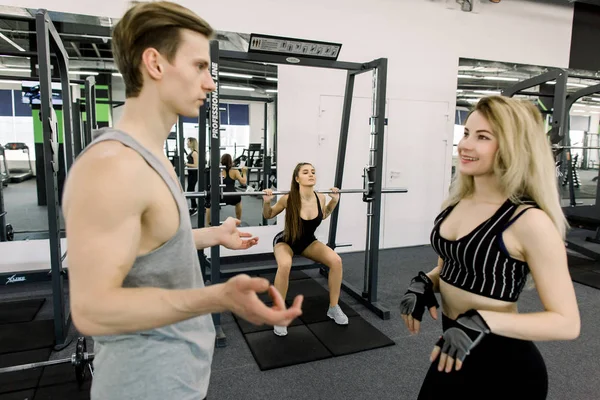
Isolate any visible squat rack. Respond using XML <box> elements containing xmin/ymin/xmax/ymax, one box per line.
<box><xmin>0</xmin><ymin>9</ymin><xmax>78</xmax><ymax>345</ymax></box>
<box><xmin>503</xmin><ymin>70</ymin><xmax>600</xmax><ymax>259</ymax></box>
<box><xmin>189</xmin><ymin>34</ymin><xmax>407</xmax><ymax>346</ymax></box>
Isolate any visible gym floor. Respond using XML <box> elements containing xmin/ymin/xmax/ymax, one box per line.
<box><xmin>1</xmin><ymin>246</ymin><xmax>598</xmax><ymax>399</ymax></box>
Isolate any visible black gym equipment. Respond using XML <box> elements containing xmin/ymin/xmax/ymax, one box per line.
<box><xmin>0</xmin><ymin>144</ymin><xmax>9</xmax><ymax>186</ymax></box>
<box><xmin>503</xmin><ymin>70</ymin><xmax>600</xmax><ymax>278</ymax></box>
<box><xmin>186</xmin><ymin>35</ymin><xmax>408</xmax><ymax>347</ymax></box>
<box><xmin>0</xmin><ymin>298</ymin><xmax>46</xmax><ymax>324</ymax></box>
<box><xmin>0</xmin><ymin>337</ymin><xmax>94</xmax><ymax>386</ymax></box>
<box><xmin>3</xmin><ymin>142</ymin><xmax>34</xmax><ymax>183</ymax></box>
<box><xmin>34</xmin><ymin>9</ymin><xmax>74</xmax><ymax>346</ymax></box>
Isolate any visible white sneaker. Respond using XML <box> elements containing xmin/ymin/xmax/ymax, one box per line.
<box><xmin>274</xmin><ymin>325</ymin><xmax>288</xmax><ymax>336</ymax></box>
<box><xmin>327</xmin><ymin>305</ymin><xmax>349</xmax><ymax>325</ymax></box>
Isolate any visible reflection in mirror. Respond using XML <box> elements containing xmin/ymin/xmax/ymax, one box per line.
<box><xmin>210</xmin><ymin>57</ymin><xmax>278</xmax><ymax>228</ymax></box>
<box><xmin>0</xmin><ymin>7</ymin><xmax>280</xmax><ymax>238</ymax></box>
<box><xmin>454</xmin><ymin>58</ymin><xmax>600</xmax><ymax>212</ymax></box>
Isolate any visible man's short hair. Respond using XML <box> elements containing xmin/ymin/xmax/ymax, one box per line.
<box><xmin>112</xmin><ymin>1</ymin><xmax>214</xmax><ymax>98</ymax></box>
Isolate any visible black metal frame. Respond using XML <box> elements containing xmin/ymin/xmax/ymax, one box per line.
<box><xmin>36</xmin><ymin>8</ymin><xmax>73</xmax><ymax>347</ymax></box>
<box><xmin>503</xmin><ymin>71</ymin><xmax>600</xmax><ymax>258</ymax></box>
<box><xmin>201</xmin><ymin>39</ymin><xmax>391</xmax><ymax>346</ymax></box>
<box><xmin>84</xmin><ymin>77</ymin><xmax>97</xmax><ymax>148</ymax></box>
<box><xmin>559</xmin><ymin>83</ymin><xmax>600</xmax><ymax>232</ymax></box>
<box><xmin>177</xmin><ymin>117</ymin><xmax>186</xmax><ymax>189</ymax></box>
<box><xmin>501</xmin><ymin>68</ymin><xmax>568</xmax><ymax>145</ymax></box>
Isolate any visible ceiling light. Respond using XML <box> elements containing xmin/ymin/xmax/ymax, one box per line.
<box><xmin>220</xmin><ymin>72</ymin><xmax>254</xmax><ymax>79</ymax></box>
<box><xmin>567</xmin><ymin>83</ymin><xmax>588</xmax><ymax>88</ymax></box>
<box><xmin>458</xmin><ymin>74</ymin><xmax>477</xmax><ymax>79</ymax></box>
<box><xmin>474</xmin><ymin>90</ymin><xmax>501</xmax><ymax>95</ymax></box>
<box><xmin>266</xmin><ymin>77</ymin><xmax>278</xmax><ymax>82</ymax></box>
<box><xmin>483</xmin><ymin>76</ymin><xmax>519</xmax><ymax>82</ymax></box>
<box><xmin>266</xmin><ymin>89</ymin><xmax>277</xmax><ymax>93</ymax></box>
<box><xmin>0</xmin><ymin>67</ymin><xmax>30</xmax><ymax>73</ymax></box>
<box><xmin>112</xmin><ymin>72</ymin><xmax>122</xmax><ymax>77</ymax></box>
<box><xmin>221</xmin><ymin>85</ymin><xmax>255</xmax><ymax>92</ymax></box>
<box><xmin>68</xmin><ymin>71</ymin><xmax>99</xmax><ymax>75</ymax></box>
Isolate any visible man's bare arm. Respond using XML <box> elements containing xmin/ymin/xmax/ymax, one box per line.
<box><xmin>64</xmin><ymin>143</ymin><xmax>229</xmax><ymax>336</ymax></box>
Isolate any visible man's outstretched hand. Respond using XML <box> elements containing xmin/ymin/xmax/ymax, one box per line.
<box><xmin>218</xmin><ymin>217</ymin><xmax>259</xmax><ymax>250</ymax></box>
<box><xmin>221</xmin><ymin>274</ymin><xmax>303</xmax><ymax>326</ymax></box>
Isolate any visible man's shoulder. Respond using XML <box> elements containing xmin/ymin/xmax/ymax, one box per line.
<box><xmin>75</xmin><ymin>140</ymin><xmax>147</xmax><ymax>176</ymax></box>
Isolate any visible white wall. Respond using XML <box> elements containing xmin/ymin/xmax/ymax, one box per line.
<box><xmin>249</xmin><ymin>102</ymin><xmax>264</xmax><ymax>145</ymax></box>
<box><xmin>13</xmin><ymin>0</ymin><xmax>575</xmax><ymax>256</ymax></box>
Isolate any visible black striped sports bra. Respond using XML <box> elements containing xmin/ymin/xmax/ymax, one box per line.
<box><xmin>430</xmin><ymin>199</ymin><xmax>537</xmax><ymax>302</ymax></box>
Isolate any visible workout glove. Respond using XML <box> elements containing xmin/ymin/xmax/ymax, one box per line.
<box><xmin>399</xmin><ymin>271</ymin><xmax>439</xmax><ymax>321</ymax></box>
<box><xmin>436</xmin><ymin>309</ymin><xmax>491</xmax><ymax>363</ymax></box>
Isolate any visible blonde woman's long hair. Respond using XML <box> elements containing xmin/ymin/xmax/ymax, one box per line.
<box><xmin>445</xmin><ymin>96</ymin><xmax>568</xmax><ymax>239</ymax></box>
<box><xmin>187</xmin><ymin>137</ymin><xmax>198</xmax><ymax>153</ymax></box>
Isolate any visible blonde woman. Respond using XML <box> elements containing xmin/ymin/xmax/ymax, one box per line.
<box><xmin>400</xmin><ymin>96</ymin><xmax>580</xmax><ymax>399</ymax></box>
<box><xmin>185</xmin><ymin>137</ymin><xmax>199</xmax><ymax>215</ymax></box>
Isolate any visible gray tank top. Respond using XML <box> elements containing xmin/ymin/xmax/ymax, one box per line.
<box><xmin>80</xmin><ymin>128</ymin><xmax>215</xmax><ymax>400</ymax></box>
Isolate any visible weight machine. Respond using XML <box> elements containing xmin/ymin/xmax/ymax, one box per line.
<box><xmin>187</xmin><ymin>34</ymin><xmax>408</xmax><ymax>347</ymax></box>
<box><xmin>503</xmin><ymin>69</ymin><xmax>600</xmax><ymax>260</ymax></box>
<box><xmin>0</xmin><ymin>8</ymin><xmax>94</xmax><ymax>385</ymax></box>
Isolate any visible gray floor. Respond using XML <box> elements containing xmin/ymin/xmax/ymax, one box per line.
<box><xmin>1</xmin><ymin>178</ymin><xmax>65</xmax><ymax>236</ymax></box>
<box><xmin>559</xmin><ymin>168</ymin><xmax>599</xmax><ymax>202</ymax></box>
<box><xmin>0</xmin><ymin>246</ymin><xmax>598</xmax><ymax>399</ymax></box>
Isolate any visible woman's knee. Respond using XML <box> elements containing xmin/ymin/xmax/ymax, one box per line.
<box><xmin>277</xmin><ymin>259</ymin><xmax>293</xmax><ymax>275</ymax></box>
<box><xmin>328</xmin><ymin>254</ymin><xmax>343</xmax><ymax>270</ymax></box>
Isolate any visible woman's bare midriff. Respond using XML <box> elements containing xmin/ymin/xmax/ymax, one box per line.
<box><xmin>439</xmin><ymin>279</ymin><xmax>518</xmax><ymax>320</ymax></box>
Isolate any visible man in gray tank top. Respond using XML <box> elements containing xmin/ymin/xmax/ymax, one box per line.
<box><xmin>61</xmin><ymin>2</ymin><xmax>303</xmax><ymax>399</ymax></box>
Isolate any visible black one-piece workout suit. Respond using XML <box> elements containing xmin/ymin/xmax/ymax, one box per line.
<box><xmin>221</xmin><ymin>167</ymin><xmax>241</xmax><ymax>206</ymax></box>
<box><xmin>273</xmin><ymin>191</ymin><xmax>323</xmax><ymax>255</ymax></box>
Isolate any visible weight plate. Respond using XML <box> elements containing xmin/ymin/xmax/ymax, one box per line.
<box><xmin>75</xmin><ymin>337</ymin><xmax>87</xmax><ymax>385</ymax></box>
<box><xmin>6</xmin><ymin>224</ymin><xmax>13</xmax><ymax>241</ymax></box>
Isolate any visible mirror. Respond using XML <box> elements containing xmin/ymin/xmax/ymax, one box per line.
<box><xmin>0</xmin><ymin>7</ymin><xmax>279</xmax><ymax>240</ymax></box>
<box><xmin>454</xmin><ymin>58</ymin><xmax>600</xmax><ymax>209</ymax></box>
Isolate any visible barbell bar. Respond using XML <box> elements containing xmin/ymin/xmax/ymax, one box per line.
<box><xmin>552</xmin><ymin>146</ymin><xmax>600</xmax><ymax>150</ymax></box>
<box><xmin>185</xmin><ymin>187</ymin><xmax>408</xmax><ymax>199</ymax></box>
<box><xmin>0</xmin><ymin>337</ymin><xmax>94</xmax><ymax>385</ymax></box>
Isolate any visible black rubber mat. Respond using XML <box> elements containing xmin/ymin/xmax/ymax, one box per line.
<box><xmin>234</xmin><ymin>275</ymin><xmax>396</xmax><ymax>370</ymax></box>
<box><xmin>243</xmin><ymin>324</ymin><xmax>332</xmax><ymax>371</ymax></box>
<box><xmin>34</xmin><ymin>383</ymin><xmax>91</xmax><ymax>400</ymax></box>
<box><xmin>234</xmin><ymin>313</ymin><xmax>304</xmax><ymax>334</ymax></box>
<box><xmin>307</xmin><ymin>316</ymin><xmax>395</xmax><ymax>356</ymax></box>
<box><xmin>568</xmin><ymin>254</ymin><xmax>600</xmax><ymax>289</ymax></box>
<box><xmin>259</xmin><ymin>270</ymin><xmax>311</xmax><ymax>283</ymax></box>
<box><xmin>0</xmin><ymin>347</ymin><xmax>52</xmax><ymax>394</ymax></box>
<box><xmin>0</xmin><ymin>319</ymin><xmax>55</xmax><ymax>354</ymax></box>
<box><xmin>0</xmin><ymin>389</ymin><xmax>36</xmax><ymax>399</ymax></box>
<box><xmin>0</xmin><ymin>298</ymin><xmax>46</xmax><ymax>324</ymax></box>
<box><xmin>289</xmin><ymin>296</ymin><xmax>359</xmax><ymax>325</ymax></box>
<box><xmin>285</xmin><ymin>278</ymin><xmax>329</xmax><ymax>301</ymax></box>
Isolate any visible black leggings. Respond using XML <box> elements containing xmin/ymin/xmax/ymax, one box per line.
<box><xmin>187</xmin><ymin>170</ymin><xmax>198</xmax><ymax>208</ymax></box>
<box><xmin>418</xmin><ymin>314</ymin><xmax>548</xmax><ymax>400</ymax></box>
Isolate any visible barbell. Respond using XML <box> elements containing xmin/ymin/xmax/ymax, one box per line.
<box><xmin>185</xmin><ymin>187</ymin><xmax>408</xmax><ymax>199</ymax></box>
<box><xmin>552</xmin><ymin>146</ymin><xmax>600</xmax><ymax>150</ymax></box>
<box><xmin>0</xmin><ymin>337</ymin><xmax>94</xmax><ymax>386</ymax></box>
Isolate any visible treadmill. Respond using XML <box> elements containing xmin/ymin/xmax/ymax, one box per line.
<box><xmin>4</xmin><ymin>142</ymin><xmax>33</xmax><ymax>183</ymax></box>
<box><xmin>0</xmin><ymin>145</ymin><xmax>9</xmax><ymax>186</ymax></box>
